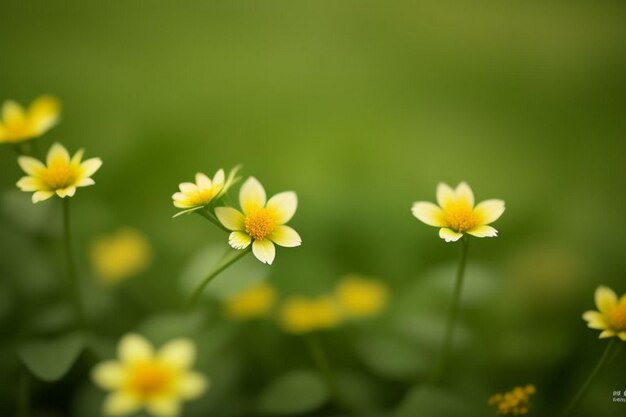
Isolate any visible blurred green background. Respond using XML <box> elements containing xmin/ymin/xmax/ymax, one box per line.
<box><xmin>1</xmin><ymin>1</ymin><xmax>626</xmax><ymax>416</ymax></box>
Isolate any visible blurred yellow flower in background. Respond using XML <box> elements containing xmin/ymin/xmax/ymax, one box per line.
<box><xmin>16</xmin><ymin>142</ymin><xmax>102</xmax><ymax>203</ymax></box>
<box><xmin>215</xmin><ymin>177</ymin><xmax>301</xmax><ymax>265</ymax></box>
<box><xmin>335</xmin><ymin>275</ymin><xmax>388</xmax><ymax>318</ymax></box>
<box><xmin>279</xmin><ymin>296</ymin><xmax>341</xmax><ymax>334</ymax></box>
<box><xmin>412</xmin><ymin>182</ymin><xmax>505</xmax><ymax>242</ymax></box>
<box><xmin>583</xmin><ymin>286</ymin><xmax>626</xmax><ymax>341</ymax></box>
<box><xmin>224</xmin><ymin>282</ymin><xmax>276</xmax><ymax>320</ymax></box>
<box><xmin>91</xmin><ymin>228</ymin><xmax>152</xmax><ymax>285</ymax></box>
<box><xmin>172</xmin><ymin>166</ymin><xmax>240</xmax><ymax>216</ymax></box>
<box><xmin>488</xmin><ymin>384</ymin><xmax>535</xmax><ymax>415</ymax></box>
<box><xmin>0</xmin><ymin>96</ymin><xmax>60</xmax><ymax>143</ymax></box>
<box><xmin>92</xmin><ymin>333</ymin><xmax>208</xmax><ymax>417</ymax></box>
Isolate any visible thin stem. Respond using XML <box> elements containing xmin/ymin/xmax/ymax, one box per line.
<box><xmin>562</xmin><ymin>338</ymin><xmax>617</xmax><ymax>417</ymax></box>
<box><xmin>183</xmin><ymin>248</ymin><xmax>250</xmax><ymax>309</ymax></box>
<box><xmin>18</xmin><ymin>366</ymin><xmax>29</xmax><ymax>417</ymax></box>
<box><xmin>62</xmin><ymin>198</ymin><xmax>86</xmax><ymax>329</ymax></box>
<box><xmin>434</xmin><ymin>236</ymin><xmax>469</xmax><ymax>383</ymax></box>
<box><xmin>196</xmin><ymin>208</ymin><xmax>231</xmax><ymax>233</ymax></box>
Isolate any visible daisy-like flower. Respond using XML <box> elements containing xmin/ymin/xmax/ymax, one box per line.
<box><xmin>215</xmin><ymin>177</ymin><xmax>301</xmax><ymax>265</ymax></box>
<box><xmin>172</xmin><ymin>166</ymin><xmax>240</xmax><ymax>216</ymax></box>
<box><xmin>0</xmin><ymin>96</ymin><xmax>60</xmax><ymax>143</ymax></box>
<box><xmin>411</xmin><ymin>182</ymin><xmax>505</xmax><ymax>242</ymax></box>
<box><xmin>488</xmin><ymin>384</ymin><xmax>535</xmax><ymax>415</ymax></box>
<box><xmin>92</xmin><ymin>333</ymin><xmax>208</xmax><ymax>417</ymax></box>
<box><xmin>583</xmin><ymin>286</ymin><xmax>626</xmax><ymax>341</ymax></box>
<box><xmin>16</xmin><ymin>142</ymin><xmax>102</xmax><ymax>203</ymax></box>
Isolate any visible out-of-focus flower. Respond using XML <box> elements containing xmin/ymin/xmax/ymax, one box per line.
<box><xmin>0</xmin><ymin>96</ymin><xmax>60</xmax><ymax>143</ymax></box>
<box><xmin>224</xmin><ymin>282</ymin><xmax>276</xmax><ymax>320</ymax></box>
<box><xmin>488</xmin><ymin>384</ymin><xmax>535</xmax><ymax>415</ymax></box>
<box><xmin>335</xmin><ymin>275</ymin><xmax>388</xmax><ymax>318</ymax></box>
<box><xmin>411</xmin><ymin>182</ymin><xmax>505</xmax><ymax>242</ymax></box>
<box><xmin>583</xmin><ymin>286</ymin><xmax>626</xmax><ymax>341</ymax></box>
<box><xmin>279</xmin><ymin>296</ymin><xmax>341</xmax><ymax>334</ymax></box>
<box><xmin>172</xmin><ymin>166</ymin><xmax>240</xmax><ymax>216</ymax></box>
<box><xmin>91</xmin><ymin>228</ymin><xmax>152</xmax><ymax>285</ymax></box>
<box><xmin>215</xmin><ymin>177</ymin><xmax>301</xmax><ymax>265</ymax></box>
<box><xmin>92</xmin><ymin>333</ymin><xmax>208</xmax><ymax>417</ymax></box>
<box><xmin>16</xmin><ymin>142</ymin><xmax>102</xmax><ymax>203</ymax></box>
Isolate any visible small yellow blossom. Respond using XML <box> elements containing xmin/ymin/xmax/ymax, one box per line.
<box><xmin>583</xmin><ymin>286</ymin><xmax>626</xmax><ymax>341</ymax></box>
<box><xmin>488</xmin><ymin>384</ymin><xmax>536</xmax><ymax>415</ymax></box>
<box><xmin>224</xmin><ymin>282</ymin><xmax>276</xmax><ymax>320</ymax></box>
<box><xmin>91</xmin><ymin>228</ymin><xmax>152</xmax><ymax>285</ymax></box>
<box><xmin>215</xmin><ymin>177</ymin><xmax>301</xmax><ymax>265</ymax></box>
<box><xmin>0</xmin><ymin>96</ymin><xmax>60</xmax><ymax>143</ymax></box>
<box><xmin>279</xmin><ymin>296</ymin><xmax>342</xmax><ymax>334</ymax></box>
<box><xmin>335</xmin><ymin>275</ymin><xmax>388</xmax><ymax>318</ymax></box>
<box><xmin>92</xmin><ymin>333</ymin><xmax>208</xmax><ymax>417</ymax></box>
<box><xmin>412</xmin><ymin>182</ymin><xmax>505</xmax><ymax>242</ymax></box>
<box><xmin>172</xmin><ymin>166</ymin><xmax>240</xmax><ymax>216</ymax></box>
<box><xmin>16</xmin><ymin>142</ymin><xmax>102</xmax><ymax>203</ymax></box>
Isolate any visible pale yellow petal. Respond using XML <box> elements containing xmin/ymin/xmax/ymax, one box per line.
<box><xmin>220</xmin><ymin>165</ymin><xmax>241</xmax><ymax>196</ymax></box>
<box><xmin>439</xmin><ymin>228</ymin><xmax>463</xmax><ymax>242</ymax></box>
<box><xmin>269</xmin><ymin>225</ymin><xmax>301</xmax><ymax>247</ymax></box>
<box><xmin>118</xmin><ymin>333</ymin><xmax>154</xmax><ymax>363</ymax></box>
<box><xmin>454</xmin><ymin>182</ymin><xmax>474</xmax><ymax>207</ymax></box>
<box><xmin>2</xmin><ymin>100</ymin><xmax>26</xmax><ymax>127</ymax></box>
<box><xmin>436</xmin><ymin>182</ymin><xmax>455</xmax><ymax>208</ymax></box>
<box><xmin>146</xmin><ymin>398</ymin><xmax>181</xmax><ymax>417</ymax></box>
<box><xmin>252</xmin><ymin>239</ymin><xmax>275</xmax><ymax>265</ymax></box>
<box><xmin>212</xmin><ymin>169</ymin><xmax>225</xmax><ymax>188</ymax></box>
<box><xmin>56</xmin><ymin>186</ymin><xmax>76</xmax><ymax>198</ymax></box>
<box><xmin>16</xmin><ymin>176</ymin><xmax>43</xmax><ymax>192</ymax></box>
<box><xmin>474</xmin><ymin>199</ymin><xmax>505</xmax><ymax>225</ymax></box>
<box><xmin>32</xmin><ymin>191</ymin><xmax>54</xmax><ymax>203</ymax></box>
<box><xmin>466</xmin><ymin>225</ymin><xmax>498</xmax><ymax>238</ymax></box>
<box><xmin>103</xmin><ymin>392</ymin><xmax>141</xmax><ymax>416</ymax></box>
<box><xmin>179</xmin><ymin>372</ymin><xmax>208</xmax><ymax>399</ymax></box>
<box><xmin>179</xmin><ymin>182</ymin><xmax>197</xmax><ymax>193</ymax></box>
<box><xmin>239</xmin><ymin>177</ymin><xmax>266</xmax><ymax>214</ymax></box>
<box><xmin>411</xmin><ymin>202</ymin><xmax>445</xmax><ymax>227</ymax></box>
<box><xmin>595</xmin><ymin>286</ymin><xmax>617</xmax><ymax>315</ymax></box>
<box><xmin>599</xmin><ymin>329</ymin><xmax>616</xmax><ymax>339</ymax></box>
<box><xmin>81</xmin><ymin>157</ymin><xmax>102</xmax><ymax>177</ymax></box>
<box><xmin>70</xmin><ymin>149</ymin><xmax>84</xmax><ymax>165</ymax></box>
<box><xmin>266</xmin><ymin>191</ymin><xmax>297</xmax><ymax>224</ymax></box>
<box><xmin>78</xmin><ymin>178</ymin><xmax>95</xmax><ymax>187</ymax></box>
<box><xmin>17</xmin><ymin>156</ymin><xmax>45</xmax><ymax>176</ymax></box>
<box><xmin>47</xmin><ymin>142</ymin><xmax>70</xmax><ymax>165</ymax></box>
<box><xmin>582</xmin><ymin>311</ymin><xmax>608</xmax><ymax>330</ymax></box>
<box><xmin>215</xmin><ymin>207</ymin><xmax>245</xmax><ymax>231</ymax></box>
<box><xmin>158</xmin><ymin>338</ymin><xmax>195</xmax><ymax>369</ymax></box>
<box><xmin>195</xmin><ymin>172</ymin><xmax>211</xmax><ymax>189</ymax></box>
<box><xmin>229</xmin><ymin>231</ymin><xmax>252</xmax><ymax>249</ymax></box>
<box><xmin>618</xmin><ymin>332</ymin><xmax>626</xmax><ymax>341</ymax></box>
<box><xmin>27</xmin><ymin>95</ymin><xmax>60</xmax><ymax>134</ymax></box>
<box><xmin>91</xmin><ymin>360</ymin><xmax>124</xmax><ymax>390</ymax></box>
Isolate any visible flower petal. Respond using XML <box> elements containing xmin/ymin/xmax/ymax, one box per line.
<box><xmin>179</xmin><ymin>372</ymin><xmax>209</xmax><ymax>399</ymax></box>
<box><xmin>436</xmin><ymin>183</ymin><xmax>455</xmax><ymax>208</ymax></box>
<box><xmin>70</xmin><ymin>149</ymin><xmax>84</xmax><ymax>165</ymax></box>
<box><xmin>118</xmin><ymin>333</ymin><xmax>154</xmax><ymax>363</ymax></box>
<box><xmin>2</xmin><ymin>100</ymin><xmax>26</xmax><ymax>126</ymax></box>
<box><xmin>56</xmin><ymin>186</ymin><xmax>76</xmax><ymax>198</ymax></box>
<box><xmin>599</xmin><ymin>329</ymin><xmax>616</xmax><ymax>339</ymax></box>
<box><xmin>32</xmin><ymin>191</ymin><xmax>54</xmax><ymax>203</ymax></box>
<box><xmin>91</xmin><ymin>360</ymin><xmax>124</xmax><ymax>390</ymax></box>
<box><xmin>27</xmin><ymin>95</ymin><xmax>60</xmax><ymax>134</ymax></box>
<box><xmin>252</xmin><ymin>239</ymin><xmax>275</xmax><ymax>265</ymax></box>
<box><xmin>215</xmin><ymin>207</ymin><xmax>245</xmax><ymax>231</ymax></box>
<box><xmin>229</xmin><ymin>231</ymin><xmax>252</xmax><ymax>249</ymax></box>
<box><xmin>619</xmin><ymin>332</ymin><xmax>626</xmax><ymax>341</ymax></box>
<box><xmin>439</xmin><ymin>228</ymin><xmax>463</xmax><ymax>242</ymax></box>
<box><xmin>466</xmin><ymin>225</ymin><xmax>498</xmax><ymax>238</ymax></box>
<box><xmin>239</xmin><ymin>177</ymin><xmax>266</xmax><ymax>215</ymax></box>
<box><xmin>16</xmin><ymin>176</ymin><xmax>43</xmax><ymax>192</ymax></box>
<box><xmin>269</xmin><ymin>225</ymin><xmax>301</xmax><ymax>247</ymax></box>
<box><xmin>81</xmin><ymin>157</ymin><xmax>102</xmax><ymax>177</ymax></box>
<box><xmin>455</xmin><ymin>182</ymin><xmax>474</xmax><ymax>207</ymax></box>
<box><xmin>595</xmin><ymin>286</ymin><xmax>617</xmax><ymax>315</ymax></box>
<box><xmin>179</xmin><ymin>182</ymin><xmax>197</xmax><ymax>193</ymax></box>
<box><xmin>411</xmin><ymin>202</ymin><xmax>445</xmax><ymax>227</ymax></box>
<box><xmin>47</xmin><ymin>142</ymin><xmax>70</xmax><ymax>165</ymax></box>
<box><xmin>195</xmin><ymin>172</ymin><xmax>211</xmax><ymax>189</ymax></box>
<box><xmin>78</xmin><ymin>178</ymin><xmax>95</xmax><ymax>187</ymax></box>
<box><xmin>146</xmin><ymin>398</ymin><xmax>181</xmax><ymax>417</ymax></box>
<box><xmin>582</xmin><ymin>311</ymin><xmax>609</xmax><ymax>330</ymax></box>
<box><xmin>103</xmin><ymin>392</ymin><xmax>141</xmax><ymax>416</ymax></box>
<box><xmin>474</xmin><ymin>199</ymin><xmax>505</xmax><ymax>224</ymax></box>
<box><xmin>267</xmin><ymin>191</ymin><xmax>297</xmax><ymax>224</ymax></box>
<box><xmin>17</xmin><ymin>156</ymin><xmax>45</xmax><ymax>176</ymax></box>
<box><xmin>158</xmin><ymin>338</ymin><xmax>195</xmax><ymax>369</ymax></box>
<box><xmin>212</xmin><ymin>169</ymin><xmax>225</xmax><ymax>188</ymax></box>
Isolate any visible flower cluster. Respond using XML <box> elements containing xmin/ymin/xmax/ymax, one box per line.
<box><xmin>488</xmin><ymin>384</ymin><xmax>536</xmax><ymax>415</ymax></box>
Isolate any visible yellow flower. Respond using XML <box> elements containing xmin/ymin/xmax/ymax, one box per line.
<box><xmin>92</xmin><ymin>333</ymin><xmax>208</xmax><ymax>417</ymax></box>
<box><xmin>279</xmin><ymin>296</ymin><xmax>342</xmax><ymax>334</ymax></box>
<box><xmin>224</xmin><ymin>282</ymin><xmax>276</xmax><ymax>320</ymax></box>
<box><xmin>488</xmin><ymin>384</ymin><xmax>535</xmax><ymax>415</ymax></box>
<box><xmin>583</xmin><ymin>286</ymin><xmax>626</xmax><ymax>341</ymax></box>
<box><xmin>16</xmin><ymin>142</ymin><xmax>102</xmax><ymax>203</ymax></box>
<box><xmin>172</xmin><ymin>166</ymin><xmax>240</xmax><ymax>216</ymax></box>
<box><xmin>0</xmin><ymin>96</ymin><xmax>60</xmax><ymax>143</ymax></box>
<box><xmin>91</xmin><ymin>228</ymin><xmax>152</xmax><ymax>285</ymax></box>
<box><xmin>412</xmin><ymin>182</ymin><xmax>505</xmax><ymax>242</ymax></box>
<box><xmin>215</xmin><ymin>177</ymin><xmax>302</xmax><ymax>265</ymax></box>
<box><xmin>335</xmin><ymin>275</ymin><xmax>388</xmax><ymax>318</ymax></box>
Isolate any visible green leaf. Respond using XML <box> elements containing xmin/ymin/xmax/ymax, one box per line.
<box><xmin>394</xmin><ymin>385</ymin><xmax>478</xmax><ymax>417</ymax></box>
<box><xmin>256</xmin><ymin>369</ymin><xmax>329</xmax><ymax>415</ymax></box>
<box><xmin>18</xmin><ymin>333</ymin><xmax>84</xmax><ymax>381</ymax></box>
<box><xmin>136</xmin><ymin>311</ymin><xmax>206</xmax><ymax>345</ymax></box>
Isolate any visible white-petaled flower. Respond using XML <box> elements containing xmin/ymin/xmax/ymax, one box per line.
<box><xmin>91</xmin><ymin>333</ymin><xmax>208</xmax><ymax>417</ymax></box>
<box><xmin>0</xmin><ymin>96</ymin><xmax>60</xmax><ymax>143</ymax></box>
<box><xmin>215</xmin><ymin>177</ymin><xmax>301</xmax><ymax>265</ymax></box>
<box><xmin>16</xmin><ymin>142</ymin><xmax>102</xmax><ymax>203</ymax></box>
<box><xmin>411</xmin><ymin>182</ymin><xmax>505</xmax><ymax>242</ymax></box>
<box><xmin>172</xmin><ymin>166</ymin><xmax>240</xmax><ymax>217</ymax></box>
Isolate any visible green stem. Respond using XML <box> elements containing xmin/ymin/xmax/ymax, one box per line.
<box><xmin>562</xmin><ymin>338</ymin><xmax>617</xmax><ymax>417</ymax></box>
<box><xmin>18</xmin><ymin>366</ymin><xmax>29</xmax><ymax>417</ymax></box>
<box><xmin>183</xmin><ymin>248</ymin><xmax>250</xmax><ymax>309</ymax></box>
<box><xmin>196</xmin><ymin>209</ymin><xmax>230</xmax><ymax>233</ymax></box>
<box><xmin>434</xmin><ymin>236</ymin><xmax>469</xmax><ymax>382</ymax></box>
<box><xmin>62</xmin><ymin>198</ymin><xmax>86</xmax><ymax>329</ymax></box>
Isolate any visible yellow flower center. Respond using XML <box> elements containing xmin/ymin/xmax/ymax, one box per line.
<box><xmin>244</xmin><ymin>208</ymin><xmax>277</xmax><ymax>240</ymax></box>
<box><xmin>126</xmin><ymin>361</ymin><xmax>173</xmax><ymax>398</ymax></box>
<box><xmin>608</xmin><ymin>305</ymin><xmax>626</xmax><ymax>330</ymax></box>
<box><xmin>443</xmin><ymin>204</ymin><xmax>477</xmax><ymax>232</ymax></box>
<box><xmin>41</xmin><ymin>161</ymin><xmax>78</xmax><ymax>190</ymax></box>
